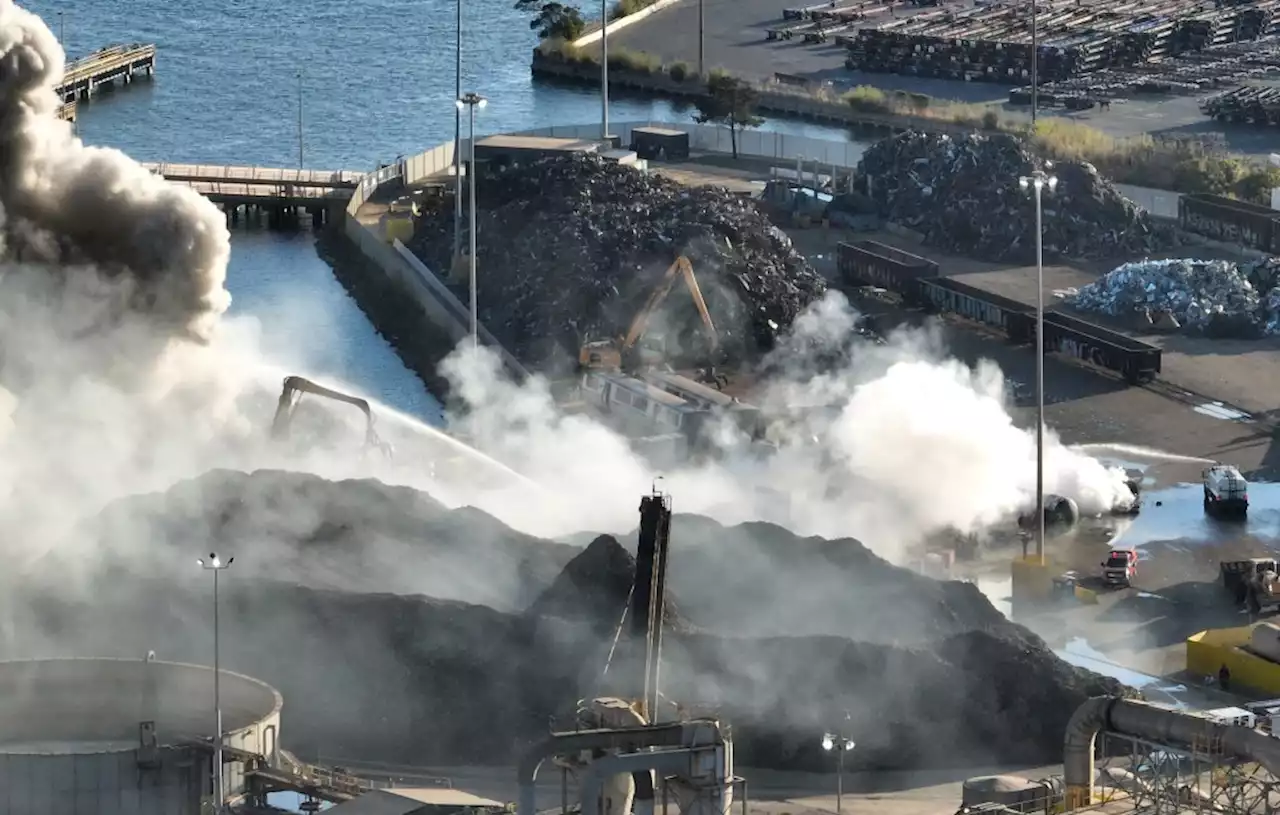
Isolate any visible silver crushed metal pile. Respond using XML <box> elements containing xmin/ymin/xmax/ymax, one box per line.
<box><xmin>858</xmin><ymin>131</ymin><xmax>1170</xmax><ymax>262</ymax></box>
<box><xmin>409</xmin><ymin>154</ymin><xmax>829</xmax><ymax>364</ymax></box>
<box><xmin>1069</xmin><ymin>257</ymin><xmax>1280</xmax><ymax>337</ymax></box>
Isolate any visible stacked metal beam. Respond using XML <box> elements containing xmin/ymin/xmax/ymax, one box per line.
<box><xmin>840</xmin><ymin>0</ymin><xmax>1280</xmax><ymax>84</ymax></box>
<box><xmin>1011</xmin><ymin>36</ymin><xmax>1280</xmax><ymax>101</ymax></box>
<box><xmin>1202</xmin><ymin>84</ymin><xmax>1280</xmax><ymax>125</ymax></box>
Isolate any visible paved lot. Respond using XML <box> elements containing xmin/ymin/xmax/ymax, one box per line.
<box><xmin>610</xmin><ymin>0</ymin><xmax>1280</xmax><ymax>155</ymax></box>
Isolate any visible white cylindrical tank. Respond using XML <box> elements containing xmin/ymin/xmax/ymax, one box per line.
<box><xmin>0</xmin><ymin>657</ymin><xmax>282</xmax><ymax>815</ymax></box>
<box><xmin>1252</xmin><ymin>623</ymin><xmax>1280</xmax><ymax>664</ymax></box>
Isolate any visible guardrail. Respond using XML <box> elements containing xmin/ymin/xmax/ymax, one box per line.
<box><xmin>61</xmin><ymin>43</ymin><xmax>156</xmax><ymax>88</ymax></box>
<box><xmin>143</xmin><ymin>163</ymin><xmax>362</xmax><ymax>189</ymax></box>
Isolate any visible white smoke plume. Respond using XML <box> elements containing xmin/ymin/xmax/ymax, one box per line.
<box><xmin>0</xmin><ymin>0</ymin><xmax>1133</xmax><ymax>580</ymax></box>
<box><xmin>436</xmin><ymin>290</ymin><xmax>1136</xmax><ymax>550</ymax></box>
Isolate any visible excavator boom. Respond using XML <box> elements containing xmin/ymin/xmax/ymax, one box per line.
<box><xmin>621</xmin><ymin>257</ymin><xmax>719</xmax><ymax>353</ymax></box>
<box><xmin>271</xmin><ymin>375</ymin><xmax>392</xmax><ymax>457</ymax></box>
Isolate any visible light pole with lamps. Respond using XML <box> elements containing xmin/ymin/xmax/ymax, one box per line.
<box><xmin>295</xmin><ymin>71</ymin><xmax>304</xmax><ymax>170</ymax></box>
<box><xmin>821</xmin><ymin>731</ymin><xmax>856</xmax><ymax>815</ymax></box>
<box><xmin>1018</xmin><ymin>166</ymin><xmax>1057</xmax><ymax>564</ymax></box>
<box><xmin>453</xmin><ymin>0</ymin><xmax>464</xmax><ymax>267</ymax></box>
<box><xmin>198</xmin><ymin>552</ymin><xmax>234</xmax><ymax>811</ymax></box>
<box><xmin>601</xmin><ymin>0</ymin><xmax>610</xmax><ymax>139</ymax></box>
<box><xmin>57</xmin><ymin>11</ymin><xmax>65</xmax><ymax>46</ymax></box>
<box><xmin>456</xmin><ymin>92</ymin><xmax>487</xmax><ymax>349</ymax></box>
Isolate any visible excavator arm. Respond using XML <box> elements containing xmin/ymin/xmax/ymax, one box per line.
<box><xmin>271</xmin><ymin>375</ymin><xmax>393</xmax><ymax>457</ymax></box>
<box><xmin>620</xmin><ymin>257</ymin><xmax>719</xmax><ymax>353</ymax></box>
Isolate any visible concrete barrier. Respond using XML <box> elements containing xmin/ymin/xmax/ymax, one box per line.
<box><xmin>391</xmin><ymin>240</ymin><xmax>531</xmax><ymax>379</ymax></box>
<box><xmin>1187</xmin><ymin>625</ymin><xmax>1280</xmax><ymax>694</ymax></box>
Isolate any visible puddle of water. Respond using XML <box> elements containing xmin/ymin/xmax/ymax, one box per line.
<box><xmin>1194</xmin><ymin>402</ymin><xmax>1252</xmax><ymax>422</ymax></box>
<box><xmin>973</xmin><ymin>574</ymin><xmax>1012</xmax><ymax>619</ymax></box>
<box><xmin>1056</xmin><ymin>637</ymin><xmax>1192</xmax><ymax>708</ymax></box>
<box><xmin>1109</xmin><ymin>482</ymin><xmax>1280</xmax><ymax>548</ymax></box>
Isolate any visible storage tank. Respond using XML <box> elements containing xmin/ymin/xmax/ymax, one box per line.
<box><xmin>0</xmin><ymin>656</ymin><xmax>282</xmax><ymax>815</ymax></box>
<box><xmin>1251</xmin><ymin>622</ymin><xmax>1280</xmax><ymax>664</ymax></box>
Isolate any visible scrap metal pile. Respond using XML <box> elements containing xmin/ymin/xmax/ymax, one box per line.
<box><xmin>409</xmin><ymin>155</ymin><xmax>827</xmax><ymax>364</ymax></box>
<box><xmin>858</xmin><ymin>131</ymin><xmax>1166</xmax><ymax>262</ymax></box>
<box><xmin>842</xmin><ymin>0</ymin><xmax>1280</xmax><ymax>84</ymax></box>
<box><xmin>1069</xmin><ymin>257</ymin><xmax>1280</xmax><ymax>336</ymax></box>
<box><xmin>46</xmin><ymin>470</ymin><xmax>1126</xmax><ymax>771</ymax></box>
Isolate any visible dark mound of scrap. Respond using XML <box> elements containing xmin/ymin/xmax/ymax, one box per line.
<box><xmin>27</xmin><ymin>471</ymin><xmax>1129</xmax><ymax>772</ymax></box>
<box><xmin>858</xmin><ymin>131</ymin><xmax>1170</xmax><ymax>262</ymax></box>
<box><xmin>408</xmin><ymin>154</ymin><xmax>828</xmax><ymax>364</ymax></box>
<box><xmin>524</xmin><ymin>534</ymin><xmax>691</xmax><ymax>634</ymax></box>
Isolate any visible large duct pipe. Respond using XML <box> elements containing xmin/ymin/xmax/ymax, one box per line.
<box><xmin>1064</xmin><ymin>696</ymin><xmax>1280</xmax><ymax>810</ymax></box>
<box><xmin>516</xmin><ymin>723</ymin><xmax>695</xmax><ymax>815</ymax></box>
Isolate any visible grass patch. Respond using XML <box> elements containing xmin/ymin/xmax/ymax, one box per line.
<box><xmin>610</xmin><ymin>0</ymin><xmax>660</xmax><ymax>17</ymax></box>
<box><xmin>533</xmin><ymin>44</ymin><xmax>1280</xmax><ymax>199</ymax></box>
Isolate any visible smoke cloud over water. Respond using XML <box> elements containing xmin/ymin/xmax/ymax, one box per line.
<box><xmin>0</xmin><ymin>0</ymin><xmax>1137</xmax><ymax>587</ymax></box>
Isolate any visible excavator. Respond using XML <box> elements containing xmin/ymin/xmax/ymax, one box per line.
<box><xmin>579</xmin><ymin>256</ymin><xmax>721</xmax><ymax>377</ymax></box>
<box><xmin>270</xmin><ymin>375</ymin><xmax>393</xmax><ymax>458</ymax></box>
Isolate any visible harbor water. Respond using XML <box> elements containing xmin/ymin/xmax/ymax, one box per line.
<box><xmin>24</xmin><ymin>0</ymin><xmax>857</xmax><ymax>422</ymax></box>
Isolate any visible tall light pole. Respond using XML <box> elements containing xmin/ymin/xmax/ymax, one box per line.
<box><xmin>1030</xmin><ymin>0</ymin><xmax>1038</xmax><ymax>125</ymax></box>
<box><xmin>1018</xmin><ymin>167</ymin><xmax>1056</xmax><ymax>564</ymax></box>
<box><xmin>456</xmin><ymin>92</ymin><xmax>487</xmax><ymax>349</ymax></box>
<box><xmin>452</xmin><ymin>0</ymin><xmax>464</xmax><ymax>268</ymax></box>
<box><xmin>295</xmin><ymin>71</ymin><xmax>304</xmax><ymax>170</ymax></box>
<box><xmin>198</xmin><ymin>553</ymin><xmax>234</xmax><ymax>811</ymax></box>
<box><xmin>821</xmin><ymin>731</ymin><xmax>856</xmax><ymax>815</ymax></box>
<box><xmin>57</xmin><ymin>11</ymin><xmax>65</xmax><ymax>47</ymax></box>
<box><xmin>601</xmin><ymin>0</ymin><xmax>610</xmax><ymax>139</ymax></box>
<box><xmin>697</xmin><ymin>0</ymin><xmax>705</xmax><ymax>77</ymax></box>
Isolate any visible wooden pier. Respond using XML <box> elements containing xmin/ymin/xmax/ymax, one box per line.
<box><xmin>56</xmin><ymin>99</ymin><xmax>76</xmax><ymax>123</ymax></box>
<box><xmin>56</xmin><ymin>44</ymin><xmax>156</xmax><ymax>103</ymax></box>
<box><xmin>142</xmin><ymin>163</ymin><xmax>364</xmax><ymax>229</ymax></box>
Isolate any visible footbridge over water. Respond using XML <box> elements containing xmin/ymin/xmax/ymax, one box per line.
<box><xmin>55</xmin><ymin>43</ymin><xmax>157</xmax><ymax>122</ymax></box>
<box><xmin>143</xmin><ymin>163</ymin><xmax>364</xmax><ymax>228</ymax></box>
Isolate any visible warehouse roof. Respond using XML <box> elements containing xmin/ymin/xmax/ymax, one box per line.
<box><xmin>325</xmin><ymin>788</ymin><xmax>505</xmax><ymax>815</ymax></box>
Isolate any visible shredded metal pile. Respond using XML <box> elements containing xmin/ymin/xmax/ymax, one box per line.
<box><xmin>408</xmin><ymin>155</ymin><xmax>828</xmax><ymax>363</ymax></box>
<box><xmin>24</xmin><ymin>470</ymin><xmax>1126</xmax><ymax>771</ymax></box>
<box><xmin>858</xmin><ymin>131</ymin><xmax>1168</xmax><ymax>262</ymax></box>
<box><xmin>1069</xmin><ymin>257</ymin><xmax>1280</xmax><ymax>336</ymax></box>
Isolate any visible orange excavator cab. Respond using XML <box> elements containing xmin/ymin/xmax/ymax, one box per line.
<box><xmin>579</xmin><ymin>256</ymin><xmax>720</xmax><ymax>374</ymax></box>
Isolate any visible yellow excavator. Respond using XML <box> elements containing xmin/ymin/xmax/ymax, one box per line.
<box><xmin>579</xmin><ymin>256</ymin><xmax>720</xmax><ymax>374</ymax></box>
<box><xmin>270</xmin><ymin>375</ymin><xmax>393</xmax><ymax>458</ymax></box>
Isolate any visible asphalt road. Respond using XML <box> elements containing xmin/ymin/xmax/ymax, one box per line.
<box><xmin>611</xmin><ymin>0</ymin><xmax>1280</xmax><ymax>156</ymax></box>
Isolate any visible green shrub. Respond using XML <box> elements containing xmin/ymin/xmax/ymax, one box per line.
<box><xmin>842</xmin><ymin>85</ymin><xmax>890</xmax><ymax>114</ymax></box>
<box><xmin>612</xmin><ymin>0</ymin><xmax>658</xmax><ymax>16</ymax></box>
<box><xmin>668</xmin><ymin>61</ymin><xmax>691</xmax><ymax>82</ymax></box>
<box><xmin>607</xmin><ymin>46</ymin><xmax>661</xmax><ymax>75</ymax></box>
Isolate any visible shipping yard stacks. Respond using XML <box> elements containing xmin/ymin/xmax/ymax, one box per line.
<box><xmin>774</xmin><ymin>0</ymin><xmax>1280</xmax><ymax>107</ymax></box>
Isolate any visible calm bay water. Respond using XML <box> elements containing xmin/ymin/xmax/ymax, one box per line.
<box><xmin>22</xmin><ymin>0</ymin><xmax>853</xmax><ymax>421</ymax></box>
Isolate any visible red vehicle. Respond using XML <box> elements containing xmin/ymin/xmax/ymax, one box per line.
<box><xmin>1101</xmin><ymin>548</ymin><xmax>1138</xmax><ymax>587</ymax></box>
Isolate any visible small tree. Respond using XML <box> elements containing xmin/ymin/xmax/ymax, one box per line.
<box><xmin>514</xmin><ymin>0</ymin><xmax>586</xmax><ymax>42</ymax></box>
<box><xmin>693</xmin><ymin>73</ymin><xmax>764</xmax><ymax>159</ymax></box>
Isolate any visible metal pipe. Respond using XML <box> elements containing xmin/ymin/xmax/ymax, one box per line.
<box><xmin>580</xmin><ymin>750</ymin><xmax>718</xmax><ymax>815</ymax></box>
<box><xmin>213</xmin><ymin>566</ymin><xmax>223</xmax><ymax>810</ymax></box>
<box><xmin>453</xmin><ymin>0</ymin><xmax>463</xmax><ymax>267</ymax></box>
<box><xmin>601</xmin><ymin>0</ymin><xmax>610</xmax><ymax>139</ymax></box>
<box><xmin>516</xmin><ymin>724</ymin><xmax>694</xmax><ymax>815</ymax></box>
<box><xmin>1063</xmin><ymin>696</ymin><xmax>1280</xmax><ymax>811</ymax></box>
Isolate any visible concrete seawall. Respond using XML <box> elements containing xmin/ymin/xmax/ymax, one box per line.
<box><xmin>530</xmin><ymin>52</ymin><xmax>979</xmax><ymax>136</ymax></box>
